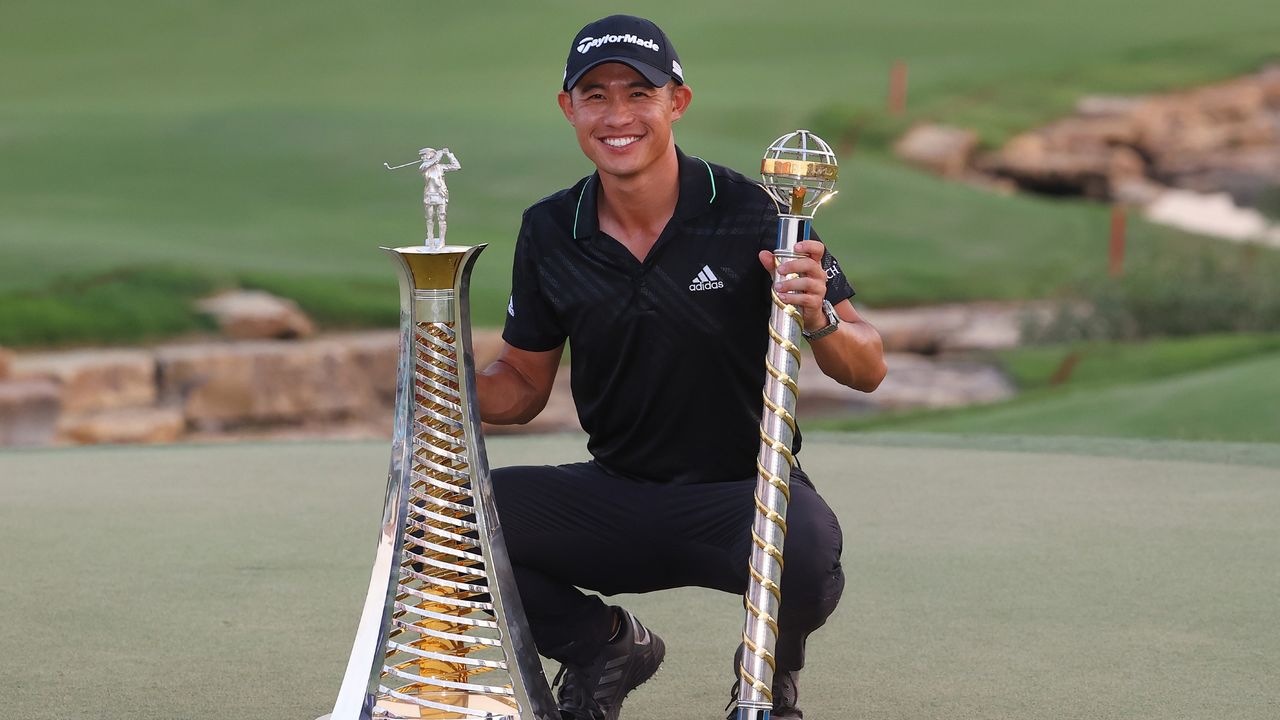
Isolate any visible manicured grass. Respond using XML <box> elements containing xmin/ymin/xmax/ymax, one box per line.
<box><xmin>2</xmin><ymin>1</ymin><xmax>1278</xmax><ymax>344</ymax></box>
<box><xmin>3</xmin><ymin>436</ymin><xmax>1278</xmax><ymax>719</ymax></box>
<box><xmin>1001</xmin><ymin>333</ymin><xmax>1280</xmax><ymax>390</ymax></box>
<box><xmin>824</xmin><ymin>342</ymin><xmax>1280</xmax><ymax>442</ymax></box>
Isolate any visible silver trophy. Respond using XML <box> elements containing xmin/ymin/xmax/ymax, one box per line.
<box><xmin>321</xmin><ymin>148</ymin><xmax>556</xmax><ymax>720</ymax></box>
<box><xmin>733</xmin><ymin>130</ymin><xmax>839</xmax><ymax>720</ymax></box>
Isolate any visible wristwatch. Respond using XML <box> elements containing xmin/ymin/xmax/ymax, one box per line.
<box><xmin>802</xmin><ymin>300</ymin><xmax>841</xmax><ymax>340</ymax></box>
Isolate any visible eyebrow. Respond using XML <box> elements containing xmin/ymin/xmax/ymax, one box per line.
<box><xmin>576</xmin><ymin>80</ymin><xmax>655</xmax><ymax>93</ymax></box>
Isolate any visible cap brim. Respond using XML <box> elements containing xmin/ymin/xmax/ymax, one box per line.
<box><xmin>564</xmin><ymin>57</ymin><xmax>674</xmax><ymax>92</ymax></box>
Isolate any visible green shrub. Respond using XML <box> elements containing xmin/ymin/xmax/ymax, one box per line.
<box><xmin>1029</xmin><ymin>243</ymin><xmax>1280</xmax><ymax>342</ymax></box>
<box><xmin>0</xmin><ymin>267</ymin><xmax>224</xmax><ymax>347</ymax></box>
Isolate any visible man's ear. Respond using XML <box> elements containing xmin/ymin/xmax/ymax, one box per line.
<box><xmin>557</xmin><ymin>91</ymin><xmax>575</xmax><ymax>125</ymax></box>
<box><xmin>670</xmin><ymin>84</ymin><xmax>693</xmax><ymax>122</ymax></box>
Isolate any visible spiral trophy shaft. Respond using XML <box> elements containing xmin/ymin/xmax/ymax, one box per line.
<box><xmin>323</xmin><ymin>245</ymin><xmax>556</xmax><ymax>720</ymax></box>
<box><xmin>735</xmin><ymin>131</ymin><xmax>839</xmax><ymax>720</ymax></box>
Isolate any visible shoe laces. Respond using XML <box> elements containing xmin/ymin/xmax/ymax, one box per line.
<box><xmin>553</xmin><ymin>663</ymin><xmax>604</xmax><ymax>720</ymax></box>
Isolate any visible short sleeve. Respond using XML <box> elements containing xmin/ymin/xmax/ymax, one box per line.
<box><xmin>501</xmin><ymin>217</ymin><xmax>566</xmax><ymax>352</ymax></box>
<box><xmin>805</xmin><ymin>226</ymin><xmax>857</xmax><ymax>305</ymax></box>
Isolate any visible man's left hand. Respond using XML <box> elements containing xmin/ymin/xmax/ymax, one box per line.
<box><xmin>758</xmin><ymin>239</ymin><xmax>831</xmax><ymax>333</ymax></box>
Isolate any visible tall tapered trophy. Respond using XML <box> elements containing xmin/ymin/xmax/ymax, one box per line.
<box><xmin>320</xmin><ymin>148</ymin><xmax>557</xmax><ymax>720</ymax></box>
<box><xmin>733</xmin><ymin>131</ymin><xmax>839</xmax><ymax>720</ymax></box>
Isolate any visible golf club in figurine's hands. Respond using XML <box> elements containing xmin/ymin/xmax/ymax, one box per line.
<box><xmin>320</xmin><ymin>147</ymin><xmax>555</xmax><ymax>720</ymax></box>
<box><xmin>733</xmin><ymin>130</ymin><xmax>839</xmax><ymax>720</ymax></box>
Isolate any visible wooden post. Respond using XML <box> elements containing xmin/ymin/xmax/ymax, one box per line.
<box><xmin>887</xmin><ymin>60</ymin><xmax>908</xmax><ymax>115</ymax></box>
<box><xmin>1109</xmin><ymin>204</ymin><xmax>1127</xmax><ymax>277</ymax></box>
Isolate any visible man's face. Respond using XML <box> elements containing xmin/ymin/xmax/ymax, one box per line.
<box><xmin>557</xmin><ymin>62</ymin><xmax>692</xmax><ymax>182</ymax></box>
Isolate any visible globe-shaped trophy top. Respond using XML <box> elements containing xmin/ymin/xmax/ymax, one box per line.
<box><xmin>760</xmin><ymin>130</ymin><xmax>839</xmax><ymax>217</ymax></box>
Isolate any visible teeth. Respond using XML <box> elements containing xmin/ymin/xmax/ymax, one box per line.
<box><xmin>603</xmin><ymin>136</ymin><xmax>640</xmax><ymax>147</ymax></box>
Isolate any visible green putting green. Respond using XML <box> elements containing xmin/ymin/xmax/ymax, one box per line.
<box><xmin>2</xmin><ymin>433</ymin><xmax>1278</xmax><ymax>719</ymax></box>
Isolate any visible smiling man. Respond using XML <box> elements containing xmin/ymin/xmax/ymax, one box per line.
<box><xmin>475</xmin><ymin>14</ymin><xmax>886</xmax><ymax>720</ymax></box>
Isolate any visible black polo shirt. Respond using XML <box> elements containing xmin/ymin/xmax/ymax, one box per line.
<box><xmin>503</xmin><ymin>147</ymin><xmax>855</xmax><ymax>484</ymax></box>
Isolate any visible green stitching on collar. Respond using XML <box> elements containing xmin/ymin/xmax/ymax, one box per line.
<box><xmin>573</xmin><ymin>179</ymin><xmax>587</xmax><ymax>237</ymax></box>
<box><xmin>692</xmin><ymin>155</ymin><xmax>716</xmax><ymax>204</ymax></box>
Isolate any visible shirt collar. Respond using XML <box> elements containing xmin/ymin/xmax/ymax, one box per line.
<box><xmin>572</xmin><ymin>146</ymin><xmax>718</xmax><ymax>239</ymax></box>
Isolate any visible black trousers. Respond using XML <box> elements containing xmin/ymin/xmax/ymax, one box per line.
<box><xmin>491</xmin><ymin>461</ymin><xmax>845</xmax><ymax>671</ymax></box>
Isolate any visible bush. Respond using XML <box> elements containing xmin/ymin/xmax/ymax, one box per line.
<box><xmin>1028</xmin><ymin>243</ymin><xmax>1280</xmax><ymax>342</ymax></box>
<box><xmin>0</xmin><ymin>267</ymin><xmax>224</xmax><ymax>347</ymax></box>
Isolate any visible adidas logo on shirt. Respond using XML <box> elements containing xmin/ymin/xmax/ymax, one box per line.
<box><xmin>688</xmin><ymin>265</ymin><xmax>724</xmax><ymax>291</ymax></box>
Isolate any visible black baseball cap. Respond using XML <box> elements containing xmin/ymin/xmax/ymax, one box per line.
<box><xmin>563</xmin><ymin>15</ymin><xmax>684</xmax><ymax>92</ymax></box>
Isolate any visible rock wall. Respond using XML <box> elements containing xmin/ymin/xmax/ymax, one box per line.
<box><xmin>0</xmin><ymin>330</ymin><xmax>582</xmax><ymax>447</ymax></box>
<box><xmin>0</xmin><ymin>303</ymin><xmax>1027</xmax><ymax>447</ymax></box>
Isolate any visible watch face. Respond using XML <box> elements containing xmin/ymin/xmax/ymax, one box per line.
<box><xmin>804</xmin><ymin>301</ymin><xmax>840</xmax><ymax>339</ymax></box>
<box><xmin>824</xmin><ymin>300</ymin><xmax>839</xmax><ymax>325</ymax></box>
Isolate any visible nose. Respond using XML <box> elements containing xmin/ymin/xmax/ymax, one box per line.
<box><xmin>602</xmin><ymin>97</ymin><xmax>636</xmax><ymax>128</ymax></box>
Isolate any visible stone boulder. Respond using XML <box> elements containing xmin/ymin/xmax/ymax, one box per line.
<box><xmin>893</xmin><ymin>124</ymin><xmax>979</xmax><ymax>178</ymax></box>
<box><xmin>155</xmin><ymin>339</ymin><xmax>380</xmax><ymax>430</ymax></box>
<box><xmin>980</xmin><ymin>120</ymin><xmax>1145</xmax><ymax>199</ymax></box>
<box><xmin>795</xmin><ymin>351</ymin><xmax>1016</xmax><ymax>416</ymax></box>
<box><xmin>856</xmin><ymin>353</ymin><xmax>1016</xmax><ymax>410</ymax></box>
<box><xmin>862</xmin><ymin>302</ymin><xmax>1040</xmax><ymax>354</ymax></box>
<box><xmin>60</xmin><ymin>407</ymin><xmax>185</xmax><ymax>445</ymax></box>
<box><xmin>11</xmin><ymin>349</ymin><xmax>157</xmax><ymax>415</ymax></box>
<box><xmin>196</xmin><ymin>290</ymin><xmax>315</xmax><ymax>340</ymax></box>
<box><xmin>0</xmin><ymin>346</ymin><xmax>12</xmax><ymax>379</ymax></box>
<box><xmin>0</xmin><ymin>379</ymin><xmax>61</xmax><ymax>446</ymax></box>
<box><xmin>333</xmin><ymin>330</ymin><xmax>400</xmax><ymax>405</ymax></box>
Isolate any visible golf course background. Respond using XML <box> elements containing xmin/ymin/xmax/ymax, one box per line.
<box><xmin>5</xmin><ymin>0</ymin><xmax>1279</xmax><ymax>444</ymax></box>
<box><xmin>3</xmin><ymin>0</ymin><xmax>1279</xmax><ymax>328</ymax></box>
<box><xmin>4</xmin><ymin>3</ymin><xmax>1280</xmax><ymax>717</ymax></box>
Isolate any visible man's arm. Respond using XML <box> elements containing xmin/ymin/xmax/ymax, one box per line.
<box><xmin>475</xmin><ymin>342</ymin><xmax>564</xmax><ymax>424</ymax></box>
<box><xmin>762</xmin><ymin>240</ymin><xmax>887</xmax><ymax>393</ymax></box>
<box><xmin>805</xmin><ymin>299</ymin><xmax>886</xmax><ymax>392</ymax></box>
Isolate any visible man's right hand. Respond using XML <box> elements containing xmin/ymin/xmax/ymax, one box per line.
<box><xmin>475</xmin><ymin>342</ymin><xmax>564</xmax><ymax>424</ymax></box>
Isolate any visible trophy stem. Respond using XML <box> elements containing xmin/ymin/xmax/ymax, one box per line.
<box><xmin>326</xmin><ymin>244</ymin><xmax>556</xmax><ymax>720</ymax></box>
<box><xmin>736</xmin><ymin>217</ymin><xmax>809</xmax><ymax>720</ymax></box>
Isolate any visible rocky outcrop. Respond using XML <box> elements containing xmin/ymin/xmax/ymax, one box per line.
<box><xmin>799</xmin><ymin>351</ymin><xmax>1015</xmax><ymax>416</ymax></box>
<box><xmin>865</xmin><ymin>302</ymin><xmax>1050</xmax><ymax>354</ymax></box>
<box><xmin>11</xmin><ymin>349</ymin><xmax>157</xmax><ymax>415</ymax></box>
<box><xmin>0</xmin><ymin>303</ymin><xmax>1038</xmax><ymax>447</ymax></box>
<box><xmin>0</xmin><ymin>379</ymin><xmax>61</xmax><ymax>446</ymax></box>
<box><xmin>978</xmin><ymin>66</ymin><xmax>1280</xmax><ymax>208</ymax></box>
<box><xmin>60</xmin><ymin>407</ymin><xmax>185</xmax><ymax>445</ymax></box>
<box><xmin>155</xmin><ymin>339</ymin><xmax>381</xmax><ymax>430</ymax></box>
<box><xmin>894</xmin><ymin>124</ymin><xmax>979</xmax><ymax>178</ymax></box>
<box><xmin>196</xmin><ymin>289</ymin><xmax>316</xmax><ymax>340</ymax></box>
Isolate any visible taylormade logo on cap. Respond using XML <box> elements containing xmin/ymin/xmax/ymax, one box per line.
<box><xmin>577</xmin><ymin>34</ymin><xmax>661</xmax><ymax>54</ymax></box>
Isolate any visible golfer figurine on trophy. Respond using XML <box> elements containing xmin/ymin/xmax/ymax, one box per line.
<box><xmin>384</xmin><ymin>147</ymin><xmax>461</xmax><ymax>249</ymax></box>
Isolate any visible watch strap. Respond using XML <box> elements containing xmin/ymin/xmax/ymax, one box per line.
<box><xmin>802</xmin><ymin>300</ymin><xmax>840</xmax><ymax>340</ymax></box>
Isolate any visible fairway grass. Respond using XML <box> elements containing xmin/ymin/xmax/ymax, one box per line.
<box><xmin>3</xmin><ymin>1</ymin><xmax>1279</xmax><ymax>342</ymax></box>
<box><xmin>2</xmin><ymin>435</ymin><xmax>1278</xmax><ymax>719</ymax></box>
<box><xmin>833</xmin><ymin>349</ymin><xmax>1280</xmax><ymax>443</ymax></box>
